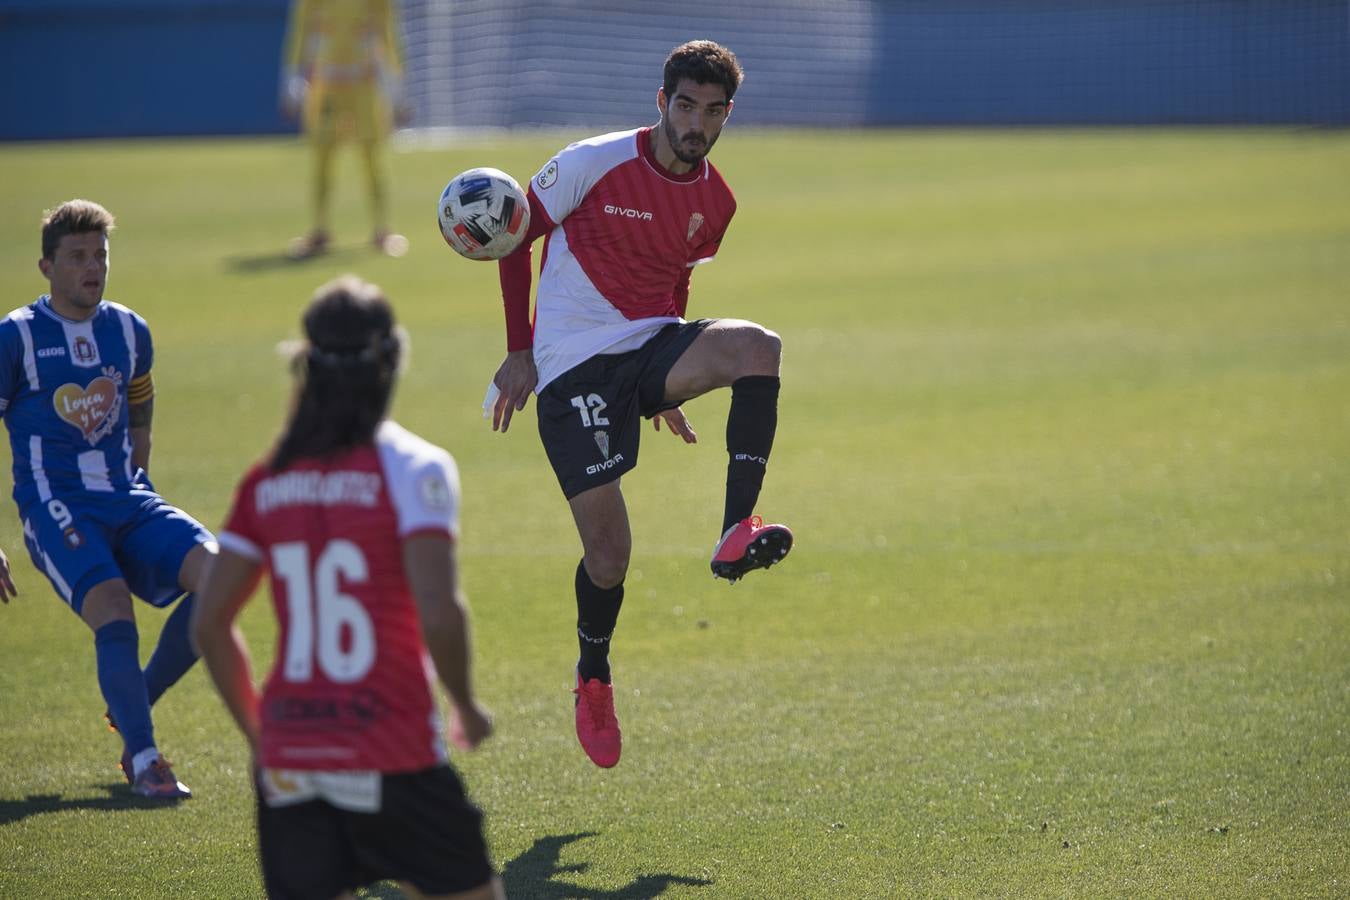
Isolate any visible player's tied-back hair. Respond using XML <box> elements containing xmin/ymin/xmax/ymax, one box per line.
<box><xmin>271</xmin><ymin>274</ymin><xmax>404</xmax><ymax>472</ymax></box>
<box><xmin>41</xmin><ymin>199</ymin><xmax>115</xmax><ymax>260</ymax></box>
<box><xmin>663</xmin><ymin>40</ymin><xmax>745</xmax><ymax>102</ymax></box>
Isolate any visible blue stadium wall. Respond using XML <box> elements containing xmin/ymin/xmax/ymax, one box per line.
<box><xmin>0</xmin><ymin>0</ymin><xmax>1346</xmax><ymax>141</ymax></box>
<box><xmin>866</xmin><ymin>0</ymin><xmax>1350</xmax><ymax>125</ymax></box>
<box><xmin>0</xmin><ymin>0</ymin><xmax>292</xmax><ymax>141</ymax></box>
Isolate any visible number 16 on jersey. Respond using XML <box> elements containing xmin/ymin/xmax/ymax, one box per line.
<box><xmin>271</xmin><ymin>540</ymin><xmax>376</xmax><ymax>684</ymax></box>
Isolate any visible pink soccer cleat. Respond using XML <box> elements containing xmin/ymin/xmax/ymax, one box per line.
<box><xmin>710</xmin><ymin>515</ymin><xmax>793</xmax><ymax>583</ymax></box>
<box><xmin>573</xmin><ymin>672</ymin><xmax>622</xmax><ymax>769</ymax></box>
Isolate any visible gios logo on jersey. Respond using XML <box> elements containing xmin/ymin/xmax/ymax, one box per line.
<box><xmin>53</xmin><ymin>365</ymin><xmax>124</xmax><ymax>444</ymax></box>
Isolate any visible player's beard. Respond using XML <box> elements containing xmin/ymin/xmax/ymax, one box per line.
<box><xmin>664</xmin><ymin>116</ymin><xmax>716</xmax><ymax>166</ymax></box>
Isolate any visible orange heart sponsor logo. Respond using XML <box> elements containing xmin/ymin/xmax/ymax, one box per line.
<box><xmin>54</xmin><ymin>376</ymin><xmax>120</xmax><ymax>443</ymax></box>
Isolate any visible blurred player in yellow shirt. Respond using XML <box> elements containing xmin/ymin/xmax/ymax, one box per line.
<box><xmin>281</xmin><ymin>0</ymin><xmax>410</xmax><ymax>259</ymax></box>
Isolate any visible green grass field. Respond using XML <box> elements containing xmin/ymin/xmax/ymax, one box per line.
<box><xmin>0</xmin><ymin>128</ymin><xmax>1347</xmax><ymax>898</ymax></box>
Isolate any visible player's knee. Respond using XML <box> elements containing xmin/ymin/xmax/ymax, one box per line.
<box><xmin>79</xmin><ymin>582</ymin><xmax>135</xmax><ymax>631</ymax></box>
<box><xmin>178</xmin><ymin>540</ymin><xmax>218</xmax><ymax>593</ymax></box>
<box><xmin>583</xmin><ymin>550</ymin><xmax>629</xmax><ymax>589</ymax></box>
<box><xmin>739</xmin><ymin>326</ymin><xmax>781</xmax><ymax>376</ymax></box>
<box><xmin>760</xmin><ymin>327</ymin><xmax>782</xmax><ymax>363</ymax></box>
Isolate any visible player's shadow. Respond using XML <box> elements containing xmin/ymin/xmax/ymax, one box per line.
<box><xmin>501</xmin><ymin>831</ymin><xmax>712</xmax><ymax>899</ymax></box>
<box><xmin>223</xmin><ymin>244</ymin><xmax>367</xmax><ymax>273</ymax></box>
<box><xmin>0</xmin><ymin>783</ymin><xmax>184</xmax><ymax>826</ymax></box>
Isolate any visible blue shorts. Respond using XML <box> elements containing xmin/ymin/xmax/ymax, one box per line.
<box><xmin>19</xmin><ymin>482</ymin><xmax>215</xmax><ymax>615</ymax></box>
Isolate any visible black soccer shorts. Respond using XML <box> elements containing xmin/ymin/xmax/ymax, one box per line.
<box><xmin>537</xmin><ymin>319</ymin><xmax>712</xmax><ymax>499</ymax></box>
<box><xmin>255</xmin><ymin>766</ymin><xmax>494</xmax><ymax>900</ymax></box>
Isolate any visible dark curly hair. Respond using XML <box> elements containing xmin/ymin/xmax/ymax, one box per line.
<box><xmin>663</xmin><ymin>40</ymin><xmax>744</xmax><ymax>102</ymax></box>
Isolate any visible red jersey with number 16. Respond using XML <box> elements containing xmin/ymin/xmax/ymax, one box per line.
<box><xmin>218</xmin><ymin>420</ymin><xmax>461</xmax><ymax>773</ymax></box>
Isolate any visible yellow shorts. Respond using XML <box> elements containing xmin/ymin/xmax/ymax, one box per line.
<box><xmin>304</xmin><ymin>81</ymin><xmax>390</xmax><ymax>145</ymax></box>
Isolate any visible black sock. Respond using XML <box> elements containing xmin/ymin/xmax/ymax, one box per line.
<box><xmin>723</xmin><ymin>375</ymin><xmax>780</xmax><ymax>534</ymax></box>
<box><xmin>576</xmin><ymin>559</ymin><xmax>623</xmax><ymax>684</ymax></box>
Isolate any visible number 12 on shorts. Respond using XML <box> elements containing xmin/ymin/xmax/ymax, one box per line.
<box><xmin>570</xmin><ymin>393</ymin><xmax>609</xmax><ymax>428</ymax></box>
<box><xmin>271</xmin><ymin>540</ymin><xmax>376</xmax><ymax>684</ymax></box>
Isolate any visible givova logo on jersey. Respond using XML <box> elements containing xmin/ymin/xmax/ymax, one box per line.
<box><xmin>604</xmin><ymin>204</ymin><xmax>652</xmax><ymax>221</ymax></box>
<box><xmin>53</xmin><ymin>365</ymin><xmax>124</xmax><ymax>444</ymax></box>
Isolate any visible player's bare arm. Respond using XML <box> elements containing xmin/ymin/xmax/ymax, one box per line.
<box><xmin>129</xmin><ymin>396</ymin><xmax>153</xmax><ymax>473</ymax></box>
<box><xmin>191</xmin><ymin>549</ymin><xmax>265</xmax><ymax>754</ymax></box>
<box><xmin>403</xmin><ymin>534</ymin><xmax>493</xmax><ymax>750</ymax></box>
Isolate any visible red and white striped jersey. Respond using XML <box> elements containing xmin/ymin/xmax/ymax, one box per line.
<box><xmin>506</xmin><ymin>126</ymin><xmax>737</xmax><ymax>390</ymax></box>
<box><xmin>219</xmin><ymin>420</ymin><xmax>461</xmax><ymax>773</ymax></box>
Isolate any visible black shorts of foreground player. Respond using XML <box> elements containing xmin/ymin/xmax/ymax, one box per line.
<box><xmin>487</xmin><ymin>40</ymin><xmax>792</xmax><ymax>769</ymax></box>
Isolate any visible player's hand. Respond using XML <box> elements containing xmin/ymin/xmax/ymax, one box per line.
<box><xmin>492</xmin><ymin>350</ymin><xmax>537</xmax><ymax>433</ymax></box>
<box><xmin>449</xmin><ymin>700</ymin><xmax>493</xmax><ymax>751</ymax></box>
<box><xmin>652</xmin><ymin>407</ymin><xmax>697</xmax><ymax>444</ymax></box>
<box><xmin>0</xmin><ymin>546</ymin><xmax>16</xmax><ymax>604</ymax></box>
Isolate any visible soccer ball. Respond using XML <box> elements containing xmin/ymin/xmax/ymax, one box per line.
<box><xmin>437</xmin><ymin>167</ymin><xmax>530</xmax><ymax>260</ymax></box>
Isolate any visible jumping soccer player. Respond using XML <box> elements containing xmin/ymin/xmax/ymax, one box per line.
<box><xmin>486</xmin><ymin>40</ymin><xmax>792</xmax><ymax>769</ymax></box>
<box><xmin>0</xmin><ymin>199</ymin><xmax>216</xmax><ymax>798</ymax></box>
<box><xmin>281</xmin><ymin>0</ymin><xmax>410</xmax><ymax>259</ymax></box>
<box><xmin>193</xmin><ymin>276</ymin><xmax>501</xmax><ymax>899</ymax></box>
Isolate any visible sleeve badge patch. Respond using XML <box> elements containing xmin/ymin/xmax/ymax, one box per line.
<box><xmin>536</xmin><ymin>159</ymin><xmax>559</xmax><ymax>190</ymax></box>
<box><xmin>417</xmin><ymin>472</ymin><xmax>451</xmax><ymax>511</ymax></box>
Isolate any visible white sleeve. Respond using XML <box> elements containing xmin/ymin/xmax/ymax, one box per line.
<box><xmin>531</xmin><ymin>129</ymin><xmax>640</xmax><ymax>226</ymax></box>
<box><xmin>376</xmin><ymin>424</ymin><xmax>461</xmax><ymax>539</ymax></box>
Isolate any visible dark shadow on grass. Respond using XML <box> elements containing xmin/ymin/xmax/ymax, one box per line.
<box><xmin>502</xmin><ymin>832</ymin><xmax>712</xmax><ymax>899</ymax></box>
<box><xmin>0</xmin><ymin>783</ymin><xmax>184</xmax><ymax>826</ymax></box>
<box><xmin>223</xmin><ymin>244</ymin><xmax>367</xmax><ymax>273</ymax></box>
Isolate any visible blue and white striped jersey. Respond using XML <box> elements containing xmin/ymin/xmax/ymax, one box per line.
<box><xmin>0</xmin><ymin>296</ymin><xmax>154</xmax><ymax>509</ymax></box>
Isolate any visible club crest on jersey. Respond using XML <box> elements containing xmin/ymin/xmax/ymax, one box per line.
<box><xmin>594</xmin><ymin>430</ymin><xmax>610</xmax><ymax>459</ymax></box>
<box><xmin>71</xmin><ymin>335</ymin><xmax>99</xmax><ymax>367</ymax></box>
<box><xmin>63</xmin><ymin>527</ymin><xmax>85</xmax><ymax>550</ymax></box>
<box><xmin>687</xmin><ymin>212</ymin><xmax>705</xmax><ymax>241</ymax></box>
<box><xmin>53</xmin><ymin>365</ymin><xmax>124</xmax><ymax>444</ymax></box>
